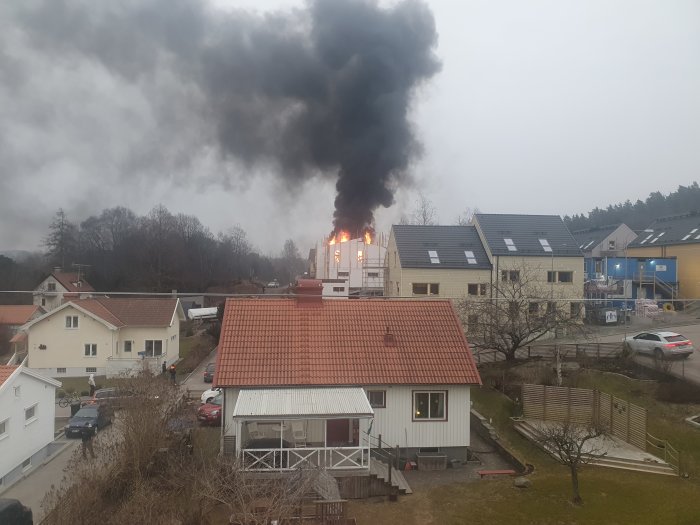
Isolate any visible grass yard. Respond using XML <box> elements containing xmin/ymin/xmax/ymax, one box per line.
<box><xmin>348</xmin><ymin>371</ymin><xmax>700</xmax><ymax>525</ymax></box>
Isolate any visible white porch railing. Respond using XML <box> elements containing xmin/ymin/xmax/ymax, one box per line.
<box><xmin>242</xmin><ymin>446</ymin><xmax>370</xmax><ymax>471</ymax></box>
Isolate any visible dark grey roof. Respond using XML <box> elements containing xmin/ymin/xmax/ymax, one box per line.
<box><xmin>628</xmin><ymin>212</ymin><xmax>700</xmax><ymax>248</ymax></box>
<box><xmin>392</xmin><ymin>225</ymin><xmax>491</xmax><ymax>269</ymax></box>
<box><xmin>571</xmin><ymin>224</ymin><xmax>620</xmax><ymax>251</ymax></box>
<box><xmin>475</xmin><ymin>214</ymin><xmax>582</xmax><ymax>257</ymax></box>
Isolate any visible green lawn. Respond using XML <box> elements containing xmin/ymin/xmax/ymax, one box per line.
<box><xmin>348</xmin><ymin>372</ymin><xmax>700</xmax><ymax>525</ymax></box>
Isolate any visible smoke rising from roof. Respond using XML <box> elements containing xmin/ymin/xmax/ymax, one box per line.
<box><xmin>6</xmin><ymin>0</ymin><xmax>440</xmax><ymax>236</ymax></box>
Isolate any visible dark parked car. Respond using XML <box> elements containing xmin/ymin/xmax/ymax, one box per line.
<box><xmin>203</xmin><ymin>363</ymin><xmax>216</xmax><ymax>383</ymax></box>
<box><xmin>65</xmin><ymin>405</ymin><xmax>111</xmax><ymax>438</ymax></box>
<box><xmin>197</xmin><ymin>395</ymin><xmax>222</xmax><ymax>426</ymax></box>
<box><xmin>82</xmin><ymin>387</ymin><xmax>135</xmax><ymax>410</ymax></box>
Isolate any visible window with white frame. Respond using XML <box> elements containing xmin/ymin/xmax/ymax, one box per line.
<box><xmin>145</xmin><ymin>340</ymin><xmax>163</xmax><ymax>357</ymax></box>
<box><xmin>367</xmin><ymin>390</ymin><xmax>386</xmax><ymax>408</ymax></box>
<box><xmin>84</xmin><ymin>343</ymin><xmax>97</xmax><ymax>357</ymax></box>
<box><xmin>86</xmin><ymin>367</ymin><xmax>97</xmax><ymax>373</ymax></box>
<box><xmin>413</xmin><ymin>391</ymin><xmax>447</xmax><ymax>421</ymax></box>
<box><xmin>123</xmin><ymin>340</ymin><xmax>132</xmax><ymax>353</ymax></box>
<box><xmin>65</xmin><ymin>315</ymin><xmax>79</xmax><ymax>328</ymax></box>
<box><xmin>0</xmin><ymin>418</ymin><xmax>8</xmax><ymax>439</ymax></box>
<box><xmin>25</xmin><ymin>404</ymin><xmax>37</xmax><ymax>422</ymax></box>
<box><xmin>47</xmin><ymin>282</ymin><xmax>56</xmax><ymax>292</ymax></box>
<box><xmin>57</xmin><ymin>368</ymin><xmax>66</xmax><ymax>374</ymax></box>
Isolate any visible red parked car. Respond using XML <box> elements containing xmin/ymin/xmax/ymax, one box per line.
<box><xmin>197</xmin><ymin>394</ymin><xmax>222</xmax><ymax>426</ymax></box>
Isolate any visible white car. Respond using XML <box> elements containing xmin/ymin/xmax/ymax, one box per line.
<box><xmin>200</xmin><ymin>387</ymin><xmax>222</xmax><ymax>404</ymax></box>
<box><xmin>267</xmin><ymin>280</ymin><xmax>280</xmax><ymax>288</ymax></box>
<box><xmin>624</xmin><ymin>331</ymin><xmax>694</xmax><ymax>359</ymax></box>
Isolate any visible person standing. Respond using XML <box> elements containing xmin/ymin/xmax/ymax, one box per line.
<box><xmin>81</xmin><ymin>425</ymin><xmax>96</xmax><ymax>459</ymax></box>
<box><xmin>88</xmin><ymin>374</ymin><xmax>96</xmax><ymax>397</ymax></box>
<box><xmin>162</xmin><ymin>361</ymin><xmax>167</xmax><ymax>375</ymax></box>
<box><xmin>169</xmin><ymin>364</ymin><xmax>177</xmax><ymax>384</ymax></box>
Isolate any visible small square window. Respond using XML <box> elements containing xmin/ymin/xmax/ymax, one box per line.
<box><xmin>57</xmin><ymin>368</ymin><xmax>66</xmax><ymax>374</ymax></box>
<box><xmin>65</xmin><ymin>316</ymin><xmax>79</xmax><ymax>329</ymax></box>
<box><xmin>25</xmin><ymin>404</ymin><xmax>36</xmax><ymax>421</ymax></box>
<box><xmin>367</xmin><ymin>390</ymin><xmax>386</xmax><ymax>408</ymax></box>
<box><xmin>84</xmin><ymin>343</ymin><xmax>97</xmax><ymax>357</ymax></box>
<box><xmin>47</xmin><ymin>282</ymin><xmax>56</xmax><ymax>292</ymax></box>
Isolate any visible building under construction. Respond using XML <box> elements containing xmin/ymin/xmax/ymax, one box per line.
<box><xmin>309</xmin><ymin>233</ymin><xmax>387</xmax><ymax>297</ymax></box>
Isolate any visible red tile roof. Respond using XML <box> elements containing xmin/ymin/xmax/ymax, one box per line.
<box><xmin>0</xmin><ymin>365</ymin><xmax>18</xmax><ymax>387</ymax></box>
<box><xmin>70</xmin><ymin>298</ymin><xmax>180</xmax><ymax>327</ymax></box>
<box><xmin>216</xmin><ymin>298</ymin><xmax>481</xmax><ymax>388</ymax></box>
<box><xmin>51</xmin><ymin>272</ymin><xmax>95</xmax><ymax>293</ymax></box>
<box><xmin>0</xmin><ymin>305</ymin><xmax>42</xmax><ymax>326</ymax></box>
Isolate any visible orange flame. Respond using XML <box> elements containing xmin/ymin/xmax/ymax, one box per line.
<box><xmin>364</xmin><ymin>231</ymin><xmax>372</xmax><ymax>245</ymax></box>
<box><xmin>329</xmin><ymin>230</ymin><xmax>351</xmax><ymax>245</ymax></box>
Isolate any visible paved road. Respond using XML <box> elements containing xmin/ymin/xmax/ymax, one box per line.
<box><xmin>592</xmin><ymin>322</ymin><xmax>700</xmax><ymax>385</ymax></box>
<box><xmin>182</xmin><ymin>346</ymin><xmax>217</xmax><ymax>394</ymax></box>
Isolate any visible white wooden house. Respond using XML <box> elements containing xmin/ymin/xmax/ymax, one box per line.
<box><xmin>0</xmin><ymin>365</ymin><xmax>61</xmax><ymax>488</ymax></box>
<box><xmin>214</xmin><ymin>280</ymin><xmax>481</xmax><ymax>476</ymax></box>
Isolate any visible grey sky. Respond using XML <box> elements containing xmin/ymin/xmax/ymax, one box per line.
<box><xmin>1</xmin><ymin>0</ymin><xmax>699</xmax><ymax>255</ymax></box>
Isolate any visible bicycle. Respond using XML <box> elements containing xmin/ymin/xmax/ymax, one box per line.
<box><xmin>58</xmin><ymin>393</ymin><xmax>82</xmax><ymax>408</ymax></box>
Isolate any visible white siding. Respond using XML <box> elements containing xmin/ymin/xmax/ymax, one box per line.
<box><xmin>0</xmin><ymin>370</ymin><xmax>58</xmax><ymax>482</ymax></box>
<box><xmin>364</xmin><ymin>385</ymin><xmax>471</xmax><ymax>448</ymax></box>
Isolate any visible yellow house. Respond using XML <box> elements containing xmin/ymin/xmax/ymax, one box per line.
<box><xmin>384</xmin><ymin>225</ymin><xmax>492</xmax><ymax>299</ymax></box>
<box><xmin>21</xmin><ymin>297</ymin><xmax>185</xmax><ymax>378</ymax></box>
<box><xmin>626</xmin><ymin>213</ymin><xmax>700</xmax><ymax>300</ymax></box>
<box><xmin>472</xmin><ymin>213</ymin><xmax>585</xmax><ymax>313</ymax></box>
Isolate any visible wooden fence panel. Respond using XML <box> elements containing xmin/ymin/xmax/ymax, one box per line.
<box><xmin>521</xmin><ymin>384</ymin><xmax>647</xmax><ymax>450</ymax></box>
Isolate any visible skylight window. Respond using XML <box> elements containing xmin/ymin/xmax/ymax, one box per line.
<box><xmin>428</xmin><ymin>250</ymin><xmax>440</xmax><ymax>264</ymax></box>
<box><xmin>464</xmin><ymin>251</ymin><xmax>477</xmax><ymax>264</ymax></box>
<box><xmin>539</xmin><ymin>239</ymin><xmax>553</xmax><ymax>253</ymax></box>
<box><xmin>682</xmin><ymin>235</ymin><xmax>691</xmax><ymax>240</ymax></box>
<box><xmin>503</xmin><ymin>238</ymin><xmax>517</xmax><ymax>252</ymax></box>
<box><xmin>650</xmin><ymin>232</ymin><xmax>665</xmax><ymax>244</ymax></box>
<box><xmin>639</xmin><ymin>233</ymin><xmax>653</xmax><ymax>245</ymax></box>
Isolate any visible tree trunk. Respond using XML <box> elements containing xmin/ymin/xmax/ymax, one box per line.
<box><xmin>570</xmin><ymin>465</ymin><xmax>583</xmax><ymax>505</ymax></box>
<box><xmin>504</xmin><ymin>349</ymin><xmax>517</xmax><ymax>361</ymax></box>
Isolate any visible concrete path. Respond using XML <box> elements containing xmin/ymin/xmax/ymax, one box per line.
<box><xmin>182</xmin><ymin>346</ymin><xmax>218</xmax><ymax>394</ymax></box>
<box><xmin>1</xmin><ymin>437</ymin><xmax>78</xmax><ymax>522</ymax></box>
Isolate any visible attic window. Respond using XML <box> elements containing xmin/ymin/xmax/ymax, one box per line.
<box><xmin>464</xmin><ymin>251</ymin><xmax>477</xmax><ymax>264</ymax></box>
<box><xmin>428</xmin><ymin>250</ymin><xmax>440</xmax><ymax>264</ymax></box>
<box><xmin>539</xmin><ymin>239</ymin><xmax>553</xmax><ymax>253</ymax></box>
<box><xmin>504</xmin><ymin>238</ymin><xmax>517</xmax><ymax>252</ymax></box>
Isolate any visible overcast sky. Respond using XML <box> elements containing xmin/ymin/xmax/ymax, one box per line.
<box><xmin>1</xmin><ymin>0</ymin><xmax>699</xmax><ymax>255</ymax></box>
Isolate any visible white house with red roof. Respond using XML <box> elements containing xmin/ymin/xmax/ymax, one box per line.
<box><xmin>0</xmin><ymin>365</ymin><xmax>61</xmax><ymax>488</ymax></box>
<box><xmin>215</xmin><ymin>280</ymin><xmax>481</xmax><ymax>476</ymax></box>
<box><xmin>32</xmin><ymin>270</ymin><xmax>96</xmax><ymax>311</ymax></box>
<box><xmin>21</xmin><ymin>298</ymin><xmax>185</xmax><ymax>378</ymax></box>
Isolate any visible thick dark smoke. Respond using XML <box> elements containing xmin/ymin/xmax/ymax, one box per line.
<box><xmin>6</xmin><ymin>0</ymin><xmax>440</xmax><ymax>235</ymax></box>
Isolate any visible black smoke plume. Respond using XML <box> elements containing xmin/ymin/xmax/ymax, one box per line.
<box><xmin>10</xmin><ymin>0</ymin><xmax>440</xmax><ymax>235</ymax></box>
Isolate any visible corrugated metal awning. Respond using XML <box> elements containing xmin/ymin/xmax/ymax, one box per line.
<box><xmin>233</xmin><ymin>387</ymin><xmax>374</xmax><ymax>419</ymax></box>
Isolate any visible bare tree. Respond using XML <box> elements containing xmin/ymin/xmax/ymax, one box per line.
<box><xmin>42</xmin><ymin>372</ymin><xmax>317</xmax><ymax>525</ymax></box>
<box><xmin>455</xmin><ymin>206</ymin><xmax>480</xmax><ymax>225</ymax></box>
<box><xmin>534</xmin><ymin>420</ymin><xmax>608</xmax><ymax>505</ymax></box>
<box><xmin>411</xmin><ymin>193</ymin><xmax>437</xmax><ymax>225</ymax></box>
<box><xmin>458</xmin><ymin>264</ymin><xmax>587</xmax><ymax>361</ymax></box>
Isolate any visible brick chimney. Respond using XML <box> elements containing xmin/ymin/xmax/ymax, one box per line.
<box><xmin>295</xmin><ymin>279</ymin><xmax>323</xmax><ymax>305</ymax></box>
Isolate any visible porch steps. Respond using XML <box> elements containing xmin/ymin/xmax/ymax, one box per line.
<box><xmin>370</xmin><ymin>460</ymin><xmax>413</xmax><ymax>495</ymax></box>
<box><xmin>513</xmin><ymin>419</ymin><xmax>677</xmax><ymax>476</ymax></box>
